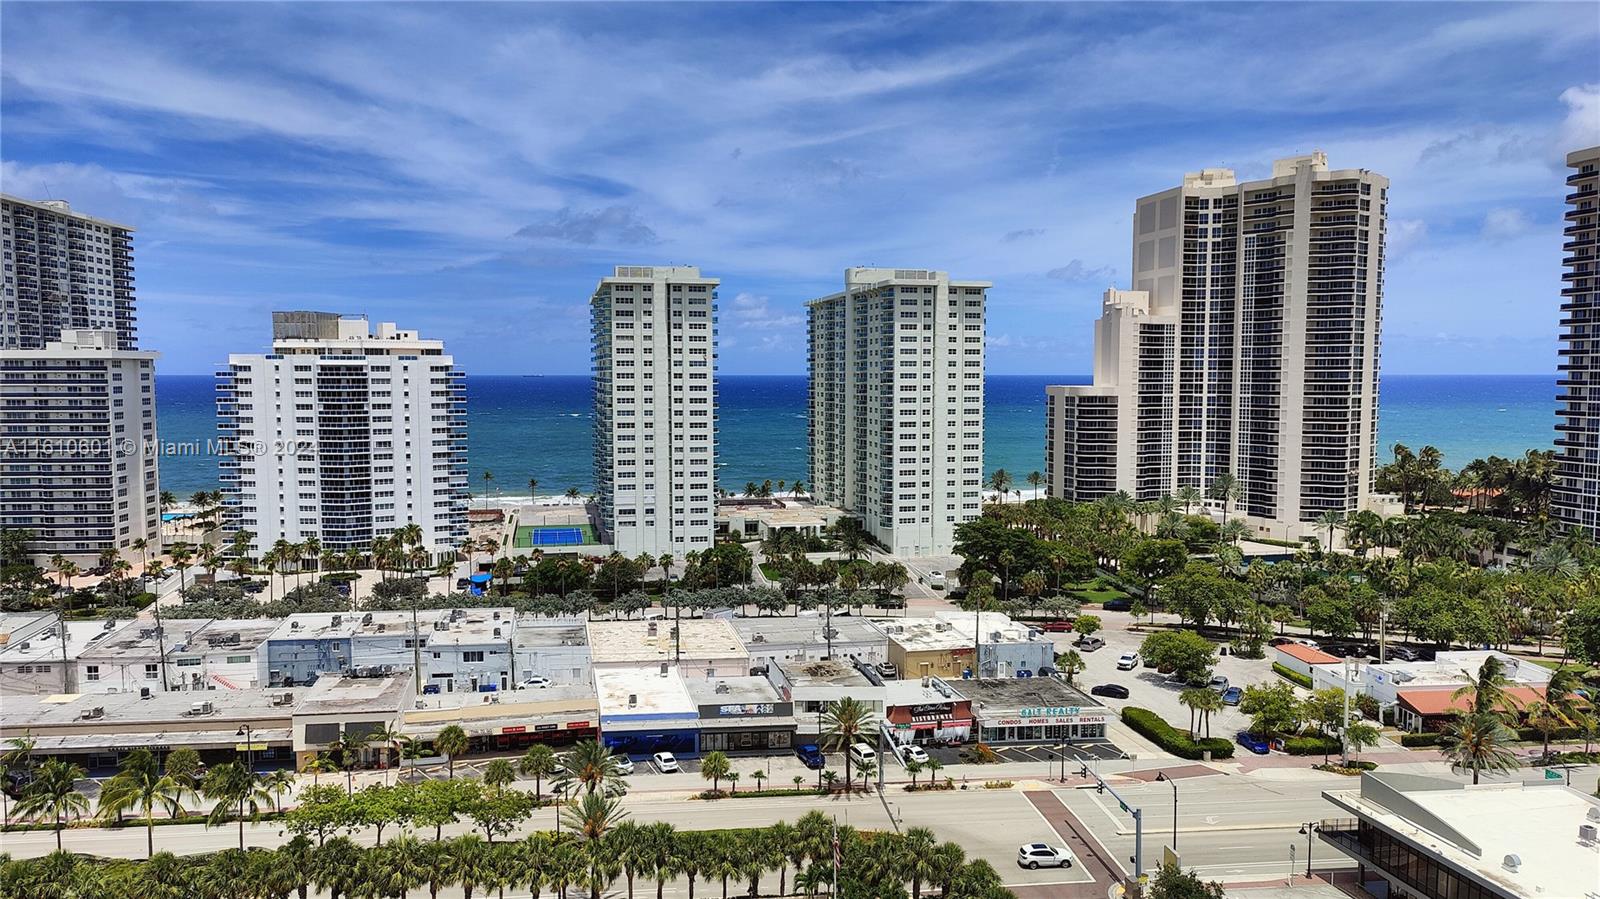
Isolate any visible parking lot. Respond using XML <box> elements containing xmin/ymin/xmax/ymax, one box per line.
<box><xmin>1050</xmin><ymin>626</ymin><xmax>1294</xmax><ymax>742</ymax></box>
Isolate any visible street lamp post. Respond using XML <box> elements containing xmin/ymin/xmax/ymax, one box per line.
<box><xmin>1155</xmin><ymin>771</ymin><xmax>1179</xmax><ymax>851</ymax></box>
<box><xmin>1298</xmin><ymin>821</ymin><xmax>1320</xmax><ymax>878</ymax></box>
<box><xmin>236</xmin><ymin>724</ymin><xmax>254</xmax><ymax>774</ymax></box>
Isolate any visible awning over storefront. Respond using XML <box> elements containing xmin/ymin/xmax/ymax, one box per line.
<box><xmin>28</xmin><ymin>727</ymin><xmax>293</xmax><ymax>753</ymax></box>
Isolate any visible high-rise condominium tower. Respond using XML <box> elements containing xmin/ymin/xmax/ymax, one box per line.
<box><xmin>808</xmin><ymin>268</ymin><xmax>988</xmax><ymax>557</ymax></box>
<box><xmin>1</xmin><ymin>195</ymin><xmax>138</xmax><ymax>350</ymax></box>
<box><xmin>1</xmin><ymin>196</ymin><xmax>159</xmax><ymax>564</ymax></box>
<box><xmin>1555</xmin><ymin>145</ymin><xmax>1600</xmax><ymax>532</ymax></box>
<box><xmin>217</xmin><ymin>313</ymin><xmax>468</xmax><ymax>561</ymax></box>
<box><xmin>590</xmin><ymin>266</ymin><xmax>718</xmax><ymax>556</ymax></box>
<box><xmin>0</xmin><ymin>330</ymin><xmax>160</xmax><ymax>563</ymax></box>
<box><xmin>1047</xmin><ymin>152</ymin><xmax>1387</xmax><ymax>540</ymax></box>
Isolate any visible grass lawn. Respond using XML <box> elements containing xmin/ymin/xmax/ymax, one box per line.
<box><xmin>1518</xmin><ymin>656</ymin><xmax>1588</xmax><ymax>673</ymax></box>
<box><xmin>758</xmin><ymin>562</ymin><xmax>785</xmax><ymax>580</ymax></box>
<box><xmin>1068</xmin><ymin>580</ymin><xmax>1132</xmax><ymax>604</ymax></box>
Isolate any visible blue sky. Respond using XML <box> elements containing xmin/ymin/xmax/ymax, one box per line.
<box><xmin>2</xmin><ymin>2</ymin><xmax>1596</xmax><ymax>375</ymax></box>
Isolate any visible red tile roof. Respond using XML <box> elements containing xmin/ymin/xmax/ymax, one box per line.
<box><xmin>1396</xmin><ymin>685</ymin><xmax>1549</xmax><ymax>717</ymax></box>
<box><xmin>1275</xmin><ymin>643</ymin><xmax>1340</xmax><ymax>665</ymax></box>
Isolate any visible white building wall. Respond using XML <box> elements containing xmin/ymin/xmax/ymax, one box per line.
<box><xmin>591</xmin><ymin>266</ymin><xmax>718</xmax><ymax>557</ymax></box>
<box><xmin>807</xmin><ymin>268</ymin><xmax>987</xmax><ymax>557</ymax></box>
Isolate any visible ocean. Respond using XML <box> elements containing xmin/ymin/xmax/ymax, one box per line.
<box><xmin>153</xmin><ymin>374</ymin><xmax>1559</xmax><ymax>498</ymax></box>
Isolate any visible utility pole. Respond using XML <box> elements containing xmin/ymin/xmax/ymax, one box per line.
<box><xmin>1340</xmin><ymin>658</ymin><xmax>1353</xmax><ymax>767</ymax></box>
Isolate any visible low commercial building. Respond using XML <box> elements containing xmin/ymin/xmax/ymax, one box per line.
<box><xmin>716</xmin><ymin>499</ymin><xmax>849</xmax><ymax>542</ymax></box>
<box><xmin>1273</xmin><ymin>642</ymin><xmax>1341</xmax><ymax>678</ymax></box>
<box><xmin>169</xmin><ymin>618</ymin><xmax>277</xmax><ymax>691</ymax></box>
<box><xmin>262</xmin><ymin>608</ymin><xmax>517</xmax><ymax>691</ymax></box>
<box><xmin>292</xmin><ymin>671</ymin><xmax>414</xmax><ymax>767</ymax></box>
<box><xmin>734</xmin><ymin>614</ymin><xmax>888</xmax><ymax>667</ymax></box>
<box><xmin>689</xmin><ymin>676</ymin><xmax>796</xmax><ymax>754</ymax></box>
<box><xmin>0</xmin><ymin>688</ymin><xmax>296</xmax><ymax>773</ymax></box>
<box><xmin>511</xmin><ymin>618</ymin><xmax>592</xmax><ymax>685</ymax></box>
<box><xmin>959</xmin><ymin>677</ymin><xmax>1110</xmax><ymax>744</ymax></box>
<box><xmin>0</xmin><ymin>619</ymin><xmax>109</xmax><ymax>693</ymax></box>
<box><xmin>74</xmin><ymin>618</ymin><xmax>207</xmax><ymax>694</ymax></box>
<box><xmin>767</xmin><ymin>657</ymin><xmax>886</xmax><ymax>739</ymax></box>
<box><xmin>403</xmin><ymin>685</ymin><xmax>598</xmax><ymax>755</ymax></box>
<box><xmin>881</xmin><ymin>612</ymin><xmax>1053</xmax><ymax>679</ymax></box>
<box><xmin>594</xmin><ymin>666</ymin><xmax>701</xmax><ymax>758</ymax></box>
<box><xmin>1320</xmin><ymin>772</ymin><xmax>1599</xmax><ymax>899</ymax></box>
<box><xmin>1315</xmin><ymin>651</ymin><xmax>1556</xmax><ymax>731</ymax></box>
<box><xmin>587</xmin><ymin>618</ymin><xmax>750</xmax><ymax>680</ymax></box>
<box><xmin>882</xmin><ymin>677</ymin><xmax>971</xmax><ymax>746</ymax></box>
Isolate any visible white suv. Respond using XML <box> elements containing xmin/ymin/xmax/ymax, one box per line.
<box><xmin>849</xmin><ymin>743</ymin><xmax>877</xmax><ymax>765</ymax></box>
<box><xmin>1017</xmin><ymin>843</ymin><xmax>1074</xmax><ymax>869</ymax></box>
<box><xmin>1116</xmin><ymin>652</ymin><xmax>1140</xmax><ymax>670</ymax></box>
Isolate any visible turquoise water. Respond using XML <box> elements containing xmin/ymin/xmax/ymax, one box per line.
<box><xmin>153</xmin><ymin>374</ymin><xmax>1557</xmax><ymax>497</ymax></box>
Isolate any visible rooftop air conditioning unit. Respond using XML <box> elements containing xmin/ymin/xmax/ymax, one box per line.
<box><xmin>139</xmin><ymin>687</ymin><xmax>152</xmax><ymax>700</ymax></box>
<box><xmin>659</xmin><ymin>662</ymin><xmax>669</xmax><ymax>676</ymax></box>
<box><xmin>493</xmin><ymin>627</ymin><xmax>502</xmax><ymax>638</ymax></box>
<box><xmin>1580</xmin><ymin>824</ymin><xmax>1598</xmax><ymax>843</ymax></box>
<box><xmin>647</xmin><ymin>622</ymin><xmax>659</xmax><ymax>637</ymax></box>
<box><xmin>989</xmin><ymin>631</ymin><xmax>1003</xmax><ymax>643</ymax></box>
<box><xmin>290</xmin><ymin>621</ymin><xmax>302</xmax><ymax>630</ymax></box>
<box><xmin>189</xmin><ymin>700</ymin><xmax>214</xmax><ymax>716</ymax></box>
<box><xmin>331</xmin><ymin>615</ymin><xmax>342</xmax><ymax>627</ymax></box>
<box><xmin>715</xmin><ymin>682</ymin><xmax>731</xmax><ymax>694</ymax></box>
<box><xmin>1501</xmin><ymin>854</ymin><xmax>1521</xmax><ymax>874</ymax></box>
<box><xmin>361</xmin><ymin>613</ymin><xmax>374</xmax><ymax>626</ymax></box>
<box><xmin>376</xmin><ymin>623</ymin><xmax>385</xmax><ymax>633</ymax></box>
<box><xmin>81</xmin><ymin>706</ymin><xmax>105</xmax><ymax>720</ymax></box>
<box><xmin>492</xmin><ymin>611</ymin><xmax>501</xmax><ymax>620</ymax></box>
<box><xmin>16</xmin><ymin>642</ymin><xmax>28</xmax><ymax>651</ymax></box>
<box><xmin>752</xmin><ymin>634</ymin><xmax>766</xmax><ymax>643</ymax></box>
<box><xmin>628</xmin><ymin>693</ymin><xmax>638</xmax><ymax>708</ymax></box>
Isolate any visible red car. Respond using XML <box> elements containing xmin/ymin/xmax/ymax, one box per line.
<box><xmin>1038</xmin><ymin>620</ymin><xmax>1075</xmax><ymax>633</ymax></box>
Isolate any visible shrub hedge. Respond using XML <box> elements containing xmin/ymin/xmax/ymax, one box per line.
<box><xmin>1283</xmin><ymin>734</ymin><xmax>1342</xmax><ymax>756</ymax></box>
<box><xmin>1400</xmin><ymin>733</ymin><xmax>1440</xmax><ymax>747</ymax></box>
<box><xmin>1121</xmin><ymin>707</ymin><xmax>1234</xmax><ymax>760</ymax></box>
<box><xmin>1272</xmin><ymin>663</ymin><xmax>1314</xmax><ymax>689</ymax></box>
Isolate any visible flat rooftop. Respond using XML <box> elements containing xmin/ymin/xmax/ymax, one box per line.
<box><xmin>0</xmin><ymin>619</ymin><xmax>116</xmax><ymax>664</ymax></box>
<box><xmin>952</xmin><ymin>677</ymin><xmax>1104</xmax><ymax>714</ymax></box>
<box><xmin>405</xmin><ymin>685</ymin><xmax>596</xmax><ymax>738</ymax></box>
<box><xmin>184</xmin><ymin>618</ymin><xmax>280</xmax><ymax>653</ymax></box>
<box><xmin>882</xmin><ymin>676</ymin><xmax>965</xmax><ymax>706</ymax></box>
<box><xmin>587</xmin><ymin>618</ymin><xmax>747</xmax><ymax>664</ymax></box>
<box><xmin>879</xmin><ymin>618</ymin><xmax>973</xmax><ymax>652</ymax></box>
<box><xmin>733</xmin><ymin>614</ymin><xmax>886</xmax><ymax>649</ymax></box>
<box><xmin>593</xmin><ymin>667</ymin><xmax>697</xmax><ymax>720</ymax></box>
<box><xmin>266</xmin><ymin>608</ymin><xmax>516</xmax><ymax>644</ymax></box>
<box><xmin>77</xmin><ymin>618</ymin><xmax>210</xmax><ymax>662</ymax></box>
<box><xmin>296</xmin><ymin>672</ymin><xmax>413</xmax><ymax>716</ymax></box>
<box><xmin>512</xmin><ymin>621</ymin><xmax>589</xmax><ymax>648</ymax></box>
<box><xmin>688</xmin><ymin>676</ymin><xmax>784</xmax><ymax>708</ymax></box>
<box><xmin>777</xmin><ymin>657</ymin><xmax>879</xmax><ymax>690</ymax></box>
<box><xmin>0</xmin><ymin>613</ymin><xmax>50</xmax><ymax>645</ymax></box>
<box><xmin>1325</xmin><ymin>773</ymin><xmax>1599</xmax><ymax>899</ymax></box>
<box><xmin>0</xmin><ymin>688</ymin><xmax>294</xmax><ymax>733</ymax></box>
<box><xmin>716</xmin><ymin>500</ymin><xmax>845</xmax><ymax>528</ymax></box>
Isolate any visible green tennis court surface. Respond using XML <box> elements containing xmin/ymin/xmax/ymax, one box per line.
<box><xmin>514</xmin><ymin>524</ymin><xmax>598</xmax><ymax>547</ymax></box>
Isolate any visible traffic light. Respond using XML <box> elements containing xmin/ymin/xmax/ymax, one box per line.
<box><xmin>1097</xmin><ymin>782</ymin><xmax>1105</xmax><ymax>795</ymax></box>
<box><xmin>1079</xmin><ymin>765</ymin><xmax>1089</xmax><ymax>779</ymax></box>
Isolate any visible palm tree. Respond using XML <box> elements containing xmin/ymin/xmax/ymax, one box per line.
<box><xmin>1057</xmin><ymin>649</ymin><xmax>1085</xmax><ymax>685</ymax></box>
<box><xmin>96</xmin><ymin>749</ymin><xmax>184</xmax><ymax>857</ymax></box>
<box><xmin>988</xmin><ymin>469</ymin><xmax>1012</xmax><ymax>504</ymax></box>
<box><xmin>1178</xmin><ymin>688</ymin><xmax>1211</xmax><ymax>740</ymax></box>
<box><xmin>1439</xmin><ymin>712</ymin><xmax>1520</xmax><ymax>785</ymax></box>
<box><xmin>901</xmin><ymin>826</ymin><xmax>940</xmax><ymax>899</ymax></box>
<box><xmin>482</xmin><ymin>470</ymin><xmax>495</xmax><ymax>510</ymax></box>
<box><xmin>642</xmin><ymin>821</ymin><xmax>680</xmax><ymax>899</ymax></box>
<box><xmin>311</xmin><ymin>836</ymin><xmax>363</xmax><ymax>899</ymax></box>
<box><xmin>1451</xmin><ymin>656</ymin><xmax>1523</xmax><ymax>721</ymax></box>
<box><xmin>15</xmin><ymin>758</ymin><xmax>89</xmax><ymax>851</ymax></box>
<box><xmin>1315</xmin><ymin>509</ymin><xmax>1346</xmax><ymax>553</ymax></box>
<box><xmin>699</xmin><ymin>750</ymin><xmax>731</xmax><ymax>794</ymax></box>
<box><xmin>557</xmin><ymin>739</ymin><xmax>628</xmax><ymax>796</ymax></box>
<box><xmin>820</xmin><ymin>696</ymin><xmax>872</xmax><ymax>794</ymax></box>
<box><xmin>436</xmin><ymin>724</ymin><xmax>470</xmax><ymax>779</ymax></box>
<box><xmin>262</xmin><ymin>768</ymin><xmax>296</xmax><ymax>812</ymax></box>
<box><xmin>301</xmin><ymin>753</ymin><xmax>338</xmax><ymax>789</ymax></box>
<box><xmin>1209</xmin><ymin>473</ymin><xmax>1241</xmax><ymax>525</ymax></box>
<box><xmin>484</xmin><ymin>758</ymin><xmax>516</xmax><ymax>793</ymax></box>
<box><xmin>519</xmin><ymin>744</ymin><xmax>558</xmax><ymax>802</ymax></box>
<box><xmin>202</xmin><ymin>761</ymin><xmax>269</xmax><ymax>849</ymax></box>
<box><xmin>563</xmin><ymin>792</ymin><xmax>629</xmax><ymax>899</ymax></box>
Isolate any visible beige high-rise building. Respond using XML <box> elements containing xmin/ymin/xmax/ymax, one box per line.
<box><xmin>1555</xmin><ymin>145</ymin><xmax>1600</xmax><ymax>533</ymax></box>
<box><xmin>1047</xmin><ymin>152</ymin><xmax>1388</xmax><ymax>540</ymax></box>
<box><xmin>808</xmin><ymin>268</ymin><xmax>988</xmax><ymax>557</ymax></box>
<box><xmin>590</xmin><ymin>266</ymin><xmax>718</xmax><ymax>557</ymax></box>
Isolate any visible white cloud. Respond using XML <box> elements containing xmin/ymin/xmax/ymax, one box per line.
<box><xmin>1481</xmin><ymin>208</ymin><xmax>1533</xmax><ymax>241</ymax></box>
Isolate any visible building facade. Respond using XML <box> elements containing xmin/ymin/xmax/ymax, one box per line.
<box><xmin>1</xmin><ymin>196</ymin><xmax>137</xmax><ymax>351</ymax></box>
<box><xmin>807</xmin><ymin>268</ymin><xmax>988</xmax><ymax>556</ymax></box>
<box><xmin>590</xmin><ymin>266</ymin><xmax>718</xmax><ymax>556</ymax></box>
<box><xmin>0</xmin><ymin>329</ymin><xmax>161</xmax><ymax>563</ymax></box>
<box><xmin>217</xmin><ymin>312</ymin><xmax>467</xmax><ymax>561</ymax></box>
<box><xmin>1555</xmin><ymin>145</ymin><xmax>1600</xmax><ymax>533</ymax></box>
<box><xmin>1048</xmin><ymin>153</ymin><xmax>1388</xmax><ymax>540</ymax></box>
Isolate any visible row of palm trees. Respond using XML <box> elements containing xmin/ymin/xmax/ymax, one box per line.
<box><xmin>1437</xmin><ymin>656</ymin><xmax>1589</xmax><ymax>783</ymax></box>
<box><xmin>1</xmin><ymin>811</ymin><xmax>1011</xmax><ymax>899</ymax></box>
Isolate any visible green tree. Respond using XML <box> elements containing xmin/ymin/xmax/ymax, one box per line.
<box><xmin>1123</xmin><ymin>538</ymin><xmax>1188</xmax><ymax>597</ymax></box>
<box><xmin>436</xmin><ymin>724</ymin><xmax>470</xmax><ymax>779</ymax></box>
<box><xmin>1146</xmin><ymin>862</ymin><xmax>1226</xmax><ymax>899</ymax></box>
<box><xmin>699</xmin><ymin>750</ymin><xmax>731</xmax><ymax>794</ymax></box>
<box><xmin>1440</xmin><ymin>712</ymin><xmax>1521</xmax><ymax>784</ymax></box>
<box><xmin>1450</xmin><ymin>655</ymin><xmax>1523</xmax><ymax>721</ymax></box>
<box><xmin>1139</xmin><ymin>629</ymin><xmax>1217</xmax><ymax>684</ymax></box>
<box><xmin>556</xmin><ymin>739</ymin><xmax>628</xmax><ymax>797</ymax></box>
<box><xmin>1056</xmin><ymin>648</ymin><xmax>1085</xmax><ymax>685</ymax></box>
<box><xmin>96</xmin><ymin>749</ymin><xmax>184</xmax><ymax>857</ymax></box>
<box><xmin>1072</xmin><ymin>614</ymin><xmax>1102</xmax><ymax>638</ymax></box>
<box><xmin>483</xmin><ymin>758</ymin><xmax>516</xmax><ymax>793</ymax></box>
<box><xmin>201</xmin><ymin>762</ymin><xmax>270</xmax><ymax>850</ymax></box>
<box><xmin>467</xmin><ymin>787</ymin><xmax>537</xmax><ymax>843</ymax></box>
<box><xmin>820</xmin><ymin>696</ymin><xmax>873</xmax><ymax>795</ymax></box>
<box><xmin>519</xmin><ymin>743</ymin><xmax>558</xmax><ymax>801</ymax></box>
<box><xmin>14</xmin><ymin>758</ymin><xmax>89</xmax><ymax>851</ymax></box>
<box><xmin>1238</xmin><ymin>682</ymin><xmax>1301</xmax><ymax>738</ymax></box>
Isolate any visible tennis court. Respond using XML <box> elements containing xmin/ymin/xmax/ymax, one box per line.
<box><xmin>514</xmin><ymin>524</ymin><xmax>597</xmax><ymax>547</ymax></box>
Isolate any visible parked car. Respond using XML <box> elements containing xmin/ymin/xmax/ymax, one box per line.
<box><xmin>1221</xmin><ymin>686</ymin><xmax>1243</xmax><ymax>706</ymax></box>
<box><xmin>1102</xmin><ymin>599</ymin><xmax>1133</xmax><ymax>612</ymax></box>
<box><xmin>240</xmin><ymin>580</ymin><xmax>267</xmax><ymax>594</ymax></box>
<box><xmin>1116</xmin><ymin>652</ymin><xmax>1140</xmax><ymax>671</ymax></box>
<box><xmin>1090</xmin><ymin>683</ymin><xmax>1130</xmax><ymax>699</ymax></box>
<box><xmin>795</xmin><ymin>744</ymin><xmax>827</xmax><ymax>769</ymax></box>
<box><xmin>900</xmin><ymin>744</ymin><xmax>929</xmax><ymax>764</ymax></box>
<box><xmin>614</xmin><ymin>757</ymin><xmax>635</xmax><ymax>775</ymax></box>
<box><xmin>1385</xmin><ymin>646</ymin><xmax>1421</xmax><ymax>662</ymax></box>
<box><xmin>1208</xmin><ymin>675</ymin><xmax>1230</xmax><ymax>693</ymax></box>
<box><xmin>518</xmin><ymin>675</ymin><xmax>552</xmax><ymax>689</ymax></box>
<box><xmin>849</xmin><ymin>743</ymin><xmax>877</xmax><ymax>765</ymax></box>
<box><xmin>1268</xmin><ymin>636</ymin><xmax>1297</xmax><ymax>647</ymax></box>
<box><xmin>1073</xmin><ymin>636</ymin><xmax>1105</xmax><ymax>651</ymax></box>
<box><xmin>652</xmin><ymin>752</ymin><xmax>680</xmax><ymax>773</ymax></box>
<box><xmin>455</xmin><ymin>577</ymin><xmax>472</xmax><ymax>590</ymax></box>
<box><xmin>1038</xmin><ymin>620</ymin><xmax>1075</xmax><ymax>633</ymax></box>
<box><xmin>1016</xmin><ymin>844</ymin><xmax>1075</xmax><ymax>869</ymax></box>
<box><xmin>875</xmin><ymin>660</ymin><xmax>899</xmax><ymax>679</ymax></box>
<box><xmin>1235</xmin><ymin>731</ymin><xmax>1270</xmax><ymax>755</ymax></box>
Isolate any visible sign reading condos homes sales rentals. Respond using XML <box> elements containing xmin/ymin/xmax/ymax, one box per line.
<box><xmin>997</xmin><ymin>706</ymin><xmax>1111</xmax><ymax>727</ymax></box>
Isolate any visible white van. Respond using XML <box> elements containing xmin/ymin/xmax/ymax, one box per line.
<box><xmin>849</xmin><ymin>742</ymin><xmax>877</xmax><ymax>765</ymax></box>
<box><xmin>927</xmin><ymin>571</ymin><xmax>947</xmax><ymax>590</ymax></box>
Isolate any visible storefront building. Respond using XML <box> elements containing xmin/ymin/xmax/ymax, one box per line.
<box><xmin>691</xmin><ymin>677</ymin><xmax>796</xmax><ymax>754</ymax></box>
<box><xmin>882</xmin><ymin>678</ymin><xmax>972</xmax><ymax>745</ymax></box>
<box><xmin>959</xmin><ymin>678</ymin><xmax>1111</xmax><ymax>744</ymax></box>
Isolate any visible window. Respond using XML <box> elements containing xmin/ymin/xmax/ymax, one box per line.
<box><xmin>144</xmin><ymin>663</ymin><xmax>159</xmax><ymax>679</ymax></box>
<box><xmin>85</xmin><ymin>665</ymin><xmax>100</xmax><ymax>681</ymax></box>
<box><xmin>463</xmin><ymin>651</ymin><xmax>485</xmax><ymax>663</ymax></box>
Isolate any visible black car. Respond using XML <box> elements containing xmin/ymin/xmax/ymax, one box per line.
<box><xmin>240</xmin><ymin>580</ymin><xmax>267</xmax><ymax>594</ymax></box>
<box><xmin>1089</xmin><ymin>684</ymin><xmax>1129</xmax><ymax>699</ymax></box>
<box><xmin>1102</xmin><ymin>598</ymin><xmax>1132</xmax><ymax>612</ymax></box>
